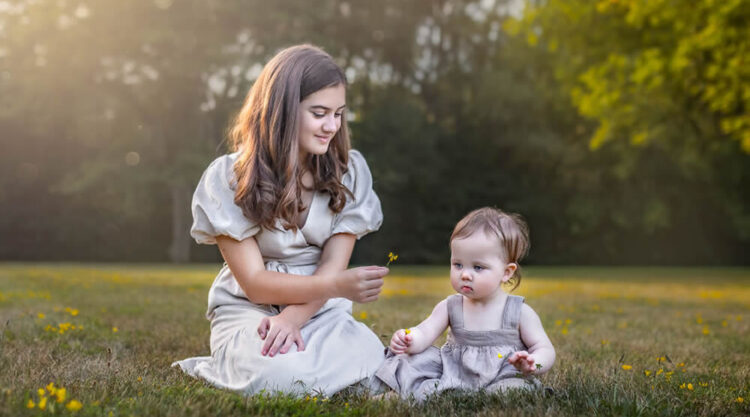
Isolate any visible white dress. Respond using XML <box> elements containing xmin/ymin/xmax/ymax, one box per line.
<box><xmin>172</xmin><ymin>149</ymin><xmax>386</xmax><ymax>396</ymax></box>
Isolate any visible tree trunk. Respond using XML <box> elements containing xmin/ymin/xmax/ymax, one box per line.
<box><xmin>168</xmin><ymin>182</ymin><xmax>192</xmax><ymax>263</ymax></box>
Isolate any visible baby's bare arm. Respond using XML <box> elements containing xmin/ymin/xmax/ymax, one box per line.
<box><xmin>395</xmin><ymin>299</ymin><xmax>449</xmax><ymax>354</ymax></box>
<box><xmin>516</xmin><ymin>304</ymin><xmax>556</xmax><ymax>374</ymax></box>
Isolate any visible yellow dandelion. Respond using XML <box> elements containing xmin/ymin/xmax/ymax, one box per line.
<box><xmin>386</xmin><ymin>252</ymin><xmax>399</xmax><ymax>266</ymax></box>
<box><xmin>137</xmin><ymin>377</ymin><xmax>142</xmax><ymax>382</ymax></box>
<box><xmin>644</xmin><ymin>370</ymin><xmax>651</xmax><ymax>376</ymax></box>
<box><xmin>666</xmin><ymin>371</ymin><xmax>674</xmax><ymax>376</ymax></box>
<box><xmin>497</xmin><ymin>353</ymin><xmax>503</xmax><ymax>359</ymax></box>
<box><xmin>736</xmin><ymin>397</ymin><xmax>744</xmax><ymax>403</ymax></box>
<box><xmin>70</xmin><ymin>309</ymin><xmax>79</xmax><ymax>316</ymax></box>
<box><xmin>66</xmin><ymin>399</ymin><xmax>83</xmax><ymax>412</ymax></box>
<box><xmin>37</xmin><ymin>313</ymin><xmax>45</xmax><ymax>319</ymax></box>
<box><xmin>656</xmin><ymin>368</ymin><xmax>664</xmax><ymax>375</ymax></box>
<box><xmin>601</xmin><ymin>339</ymin><xmax>609</xmax><ymax>346</ymax></box>
<box><xmin>736</xmin><ymin>315</ymin><xmax>742</xmax><ymax>321</ymax></box>
<box><xmin>404</xmin><ymin>328</ymin><xmax>411</xmax><ymax>334</ymax></box>
<box><xmin>677</xmin><ymin>362</ymin><xmax>685</xmax><ymax>367</ymax></box>
<box><xmin>680</xmin><ymin>383</ymin><xmax>686</xmax><ymax>389</ymax></box>
<box><xmin>112</xmin><ymin>327</ymin><xmax>118</xmax><ymax>333</ymax></box>
<box><xmin>26</xmin><ymin>399</ymin><xmax>35</xmax><ymax>409</ymax></box>
<box><xmin>37</xmin><ymin>388</ymin><xmax>45</xmax><ymax>397</ymax></box>
<box><xmin>687</xmin><ymin>383</ymin><xmax>694</xmax><ymax>391</ymax></box>
<box><xmin>565</xmin><ymin>318</ymin><xmax>572</xmax><ymax>325</ymax></box>
<box><xmin>721</xmin><ymin>320</ymin><xmax>728</xmax><ymax>327</ymax></box>
<box><xmin>45</xmin><ymin>382</ymin><xmax>55</xmax><ymax>395</ymax></box>
<box><xmin>55</xmin><ymin>387</ymin><xmax>66</xmax><ymax>403</ymax></box>
<box><xmin>359</xmin><ymin>311</ymin><xmax>367</xmax><ymax>320</ymax></box>
<box><xmin>554</xmin><ymin>320</ymin><xmax>562</xmax><ymax>326</ymax></box>
<box><xmin>702</xmin><ymin>326</ymin><xmax>710</xmax><ymax>335</ymax></box>
<box><xmin>561</xmin><ymin>327</ymin><xmax>568</xmax><ymax>335</ymax></box>
<box><xmin>38</xmin><ymin>396</ymin><xmax>47</xmax><ymax>410</ymax></box>
<box><xmin>699</xmin><ymin>382</ymin><xmax>708</xmax><ymax>387</ymax></box>
<box><xmin>621</xmin><ymin>365</ymin><xmax>632</xmax><ymax>370</ymax></box>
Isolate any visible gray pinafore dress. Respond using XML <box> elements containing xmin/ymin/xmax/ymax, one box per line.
<box><xmin>376</xmin><ymin>294</ymin><xmax>541</xmax><ymax>401</ymax></box>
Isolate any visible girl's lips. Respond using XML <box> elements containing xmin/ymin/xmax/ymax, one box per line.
<box><xmin>315</xmin><ymin>135</ymin><xmax>331</xmax><ymax>142</ymax></box>
<box><xmin>461</xmin><ymin>285</ymin><xmax>472</xmax><ymax>292</ymax></box>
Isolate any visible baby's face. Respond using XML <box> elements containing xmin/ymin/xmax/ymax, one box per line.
<box><xmin>449</xmin><ymin>231</ymin><xmax>515</xmax><ymax>301</ymax></box>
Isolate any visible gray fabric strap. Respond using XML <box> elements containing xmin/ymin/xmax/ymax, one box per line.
<box><xmin>447</xmin><ymin>294</ymin><xmax>464</xmax><ymax>329</ymax></box>
<box><xmin>501</xmin><ymin>295</ymin><xmax>525</xmax><ymax>330</ymax></box>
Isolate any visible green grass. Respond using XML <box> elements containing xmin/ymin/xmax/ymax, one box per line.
<box><xmin>0</xmin><ymin>263</ymin><xmax>748</xmax><ymax>416</ymax></box>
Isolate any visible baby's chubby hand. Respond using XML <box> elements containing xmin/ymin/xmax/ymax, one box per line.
<box><xmin>509</xmin><ymin>350</ymin><xmax>537</xmax><ymax>375</ymax></box>
<box><xmin>389</xmin><ymin>329</ymin><xmax>413</xmax><ymax>354</ymax></box>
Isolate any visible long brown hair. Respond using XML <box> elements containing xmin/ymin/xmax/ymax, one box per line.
<box><xmin>229</xmin><ymin>45</ymin><xmax>352</xmax><ymax>231</ymax></box>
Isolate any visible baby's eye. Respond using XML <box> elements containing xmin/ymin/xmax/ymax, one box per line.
<box><xmin>473</xmin><ymin>265</ymin><xmax>484</xmax><ymax>271</ymax></box>
<box><xmin>452</xmin><ymin>263</ymin><xmax>462</xmax><ymax>269</ymax></box>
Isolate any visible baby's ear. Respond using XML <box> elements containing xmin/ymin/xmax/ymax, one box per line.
<box><xmin>503</xmin><ymin>263</ymin><xmax>518</xmax><ymax>282</ymax></box>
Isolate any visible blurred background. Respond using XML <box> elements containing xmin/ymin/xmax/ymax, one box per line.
<box><xmin>0</xmin><ymin>0</ymin><xmax>747</xmax><ymax>265</ymax></box>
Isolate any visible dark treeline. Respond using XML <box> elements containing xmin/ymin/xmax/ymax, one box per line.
<box><xmin>1</xmin><ymin>0</ymin><xmax>748</xmax><ymax>265</ymax></box>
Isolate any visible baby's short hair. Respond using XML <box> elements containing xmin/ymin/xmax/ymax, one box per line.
<box><xmin>450</xmin><ymin>207</ymin><xmax>530</xmax><ymax>290</ymax></box>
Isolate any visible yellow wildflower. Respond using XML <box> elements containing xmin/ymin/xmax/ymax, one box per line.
<box><xmin>38</xmin><ymin>396</ymin><xmax>47</xmax><ymax>410</ymax></box>
<box><xmin>680</xmin><ymin>383</ymin><xmax>686</xmax><ymax>389</ymax></box>
<box><xmin>554</xmin><ymin>320</ymin><xmax>562</xmax><ymax>326</ymax></box>
<box><xmin>66</xmin><ymin>399</ymin><xmax>83</xmax><ymax>412</ymax></box>
<box><xmin>687</xmin><ymin>383</ymin><xmax>694</xmax><ymax>390</ymax></box>
<box><xmin>656</xmin><ymin>368</ymin><xmax>664</xmax><ymax>375</ymax></box>
<box><xmin>677</xmin><ymin>362</ymin><xmax>685</xmax><ymax>367</ymax></box>
<box><xmin>55</xmin><ymin>387</ymin><xmax>66</xmax><ymax>403</ymax></box>
<box><xmin>26</xmin><ymin>399</ymin><xmax>35</xmax><ymax>409</ymax></box>
<box><xmin>37</xmin><ymin>313</ymin><xmax>45</xmax><ymax>319</ymax></box>
<box><xmin>112</xmin><ymin>327</ymin><xmax>118</xmax><ymax>333</ymax></box>
<box><xmin>405</xmin><ymin>329</ymin><xmax>411</xmax><ymax>334</ymax></box>
<box><xmin>137</xmin><ymin>377</ymin><xmax>142</xmax><ymax>382</ymax></box>
<box><xmin>721</xmin><ymin>320</ymin><xmax>728</xmax><ymax>327</ymax></box>
<box><xmin>359</xmin><ymin>311</ymin><xmax>367</xmax><ymax>320</ymax></box>
<box><xmin>644</xmin><ymin>370</ymin><xmax>651</xmax><ymax>376</ymax></box>
<box><xmin>699</xmin><ymin>382</ymin><xmax>709</xmax><ymax>387</ymax></box>
<box><xmin>702</xmin><ymin>326</ymin><xmax>710</xmax><ymax>335</ymax></box>
<box><xmin>386</xmin><ymin>252</ymin><xmax>399</xmax><ymax>267</ymax></box>
<box><xmin>561</xmin><ymin>327</ymin><xmax>568</xmax><ymax>335</ymax></box>
<box><xmin>497</xmin><ymin>353</ymin><xmax>503</xmax><ymax>359</ymax></box>
<box><xmin>37</xmin><ymin>388</ymin><xmax>45</xmax><ymax>397</ymax></box>
<box><xmin>737</xmin><ymin>397</ymin><xmax>744</xmax><ymax>403</ymax></box>
<box><xmin>565</xmin><ymin>318</ymin><xmax>572</xmax><ymax>325</ymax></box>
<box><xmin>621</xmin><ymin>365</ymin><xmax>632</xmax><ymax>370</ymax></box>
<box><xmin>601</xmin><ymin>339</ymin><xmax>609</xmax><ymax>346</ymax></box>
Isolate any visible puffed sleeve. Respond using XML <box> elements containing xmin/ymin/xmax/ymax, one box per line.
<box><xmin>190</xmin><ymin>154</ymin><xmax>260</xmax><ymax>245</ymax></box>
<box><xmin>331</xmin><ymin>149</ymin><xmax>384</xmax><ymax>239</ymax></box>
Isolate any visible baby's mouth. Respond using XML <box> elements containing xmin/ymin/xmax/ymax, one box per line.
<box><xmin>461</xmin><ymin>285</ymin><xmax>473</xmax><ymax>292</ymax></box>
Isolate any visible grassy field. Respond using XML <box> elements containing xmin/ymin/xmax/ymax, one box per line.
<box><xmin>0</xmin><ymin>263</ymin><xmax>748</xmax><ymax>416</ymax></box>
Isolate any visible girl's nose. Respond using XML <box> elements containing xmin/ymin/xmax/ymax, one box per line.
<box><xmin>461</xmin><ymin>270</ymin><xmax>472</xmax><ymax>280</ymax></box>
<box><xmin>322</xmin><ymin>116</ymin><xmax>337</xmax><ymax>133</ymax></box>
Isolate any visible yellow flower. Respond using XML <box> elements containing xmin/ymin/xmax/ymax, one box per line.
<box><xmin>38</xmin><ymin>396</ymin><xmax>47</xmax><ymax>410</ymax></box>
<box><xmin>37</xmin><ymin>313</ymin><xmax>45</xmax><ymax>319</ymax></box>
<box><xmin>137</xmin><ymin>377</ymin><xmax>142</xmax><ymax>382</ymax></box>
<box><xmin>677</xmin><ymin>362</ymin><xmax>685</xmax><ymax>367</ymax></box>
<box><xmin>359</xmin><ymin>311</ymin><xmax>367</xmax><ymax>320</ymax></box>
<box><xmin>26</xmin><ymin>399</ymin><xmax>35</xmax><ymax>409</ymax></box>
<box><xmin>66</xmin><ymin>399</ymin><xmax>83</xmax><ymax>412</ymax></box>
<box><xmin>721</xmin><ymin>320</ymin><xmax>728</xmax><ymax>327</ymax></box>
<box><xmin>55</xmin><ymin>387</ymin><xmax>66</xmax><ymax>403</ymax></box>
<box><xmin>404</xmin><ymin>328</ymin><xmax>411</xmax><ymax>334</ymax></box>
<box><xmin>680</xmin><ymin>383</ymin><xmax>686</xmax><ymax>389</ymax></box>
<box><xmin>736</xmin><ymin>397</ymin><xmax>744</xmax><ymax>403</ymax></box>
<box><xmin>112</xmin><ymin>327</ymin><xmax>118</xmax><ymax>333</ymax></box>
<box><xmin>386</xmin><ymin>252</ymin><xmax>399</xmax><ymax>266</ymax></box>
<box><xmin>497</xmin><ymin>353</ymin><xmax>503</xmax><ymax>359</ymax></box>
<box><xmin>621</xmin><ymin>365</ymin><xmax>632</xmax><ymax>370</ymax></box>
<box><xmin>702</xmin><ymin>326</ymin><xmax>710</xmax><ymax>335</ymax></box>
<box><xmin>644</xmin><ymin>370</ymin><xmax>651</xmax><ymax>376</ymax></box>
<box><xmin>561</xmin><ymin>327</ymin><xmax>568</xmax><ymax>335</ymax></box>
<box><xmin>565</xmin><ymin>318</ymin><xmax>572</xmax><ymax>325</ymax></box>
<box><xmin>601</xmin><ymin>339</ymin><xmax>609</xmax><ymax>345</ymax></box>
<box><xmin>699</xmin><ymin>382</ymin><xmax>709</xmax><ymax>387</ymax></box>
<box><xmin>687</xmin><ymin>383</ymin><xmax>693</xmax><ymax>391</ymax></box>
<box><xmin>37</xmin><ymin>388</ymin><xmax>45</xmax><ymax>396</ymax></box>
<box><xmin>46</xmin><ymin>382</ymin><xmax>56</xmax><ymax>396</ymax></box>
<box><xmin>656</xmin><ymin>368</ymin><xmax>663</xmax><ymax>375</ymax></box>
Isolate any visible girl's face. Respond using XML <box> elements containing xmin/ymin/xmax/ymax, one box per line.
<box><xmin>297</xmin><ymin>83</ymin><xmax>346</xmax><ymax>159</ymax></box>
<box><xmin>449</xmin><ymin>231</ymin><xmax>517</xmax><ymax>302</ymax></box>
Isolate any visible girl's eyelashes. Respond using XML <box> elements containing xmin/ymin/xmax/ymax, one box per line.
<box><xmin>311</xmin><ymin>111</ymin><xmax>344</xmax><ymax>118</ymax></box>
<box><xmin>452</xmin><ymin>262</ymin><xmax>463</xmax><ymax>269</ymax></box>
<box><xmin>473</xmin><ymin>265</ymin><xmax>484</xmax><ymax>272</ymax></box>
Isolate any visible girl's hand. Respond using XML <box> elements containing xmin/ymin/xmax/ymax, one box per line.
<box><xmin>389</xmin><ymin>329</ymin><xmax>412</xmax><ymax>354</ymax></box>
<box><xmin>332</xmin><ymin>266</ymin><xmax>388</xmax><ymax>303</ymax></box>
<box><xmin>508</xmin><ymin>350</ymin><xmax>537</xmax><ymax>375</ymax></box>
<box><xmin>257</xmin><ymin>315</ymin><xmax>305</xmax><ymax>357</ymax></box>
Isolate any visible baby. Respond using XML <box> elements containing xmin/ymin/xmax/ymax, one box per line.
<box><xmin>375</xmin><ymin>207</ymin><xmax>555</xmax><ymax>400</ymax></box>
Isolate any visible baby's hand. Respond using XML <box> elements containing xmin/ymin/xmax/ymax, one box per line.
<box><xmin>389</xmin><ymin>329</ymin><xmax>413</xmax><ymax>354</ymax></box>
<box><xmin>509</xmin><ymin>350</ymin><xmax>537</xmax><ymax>375</ymax></box>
